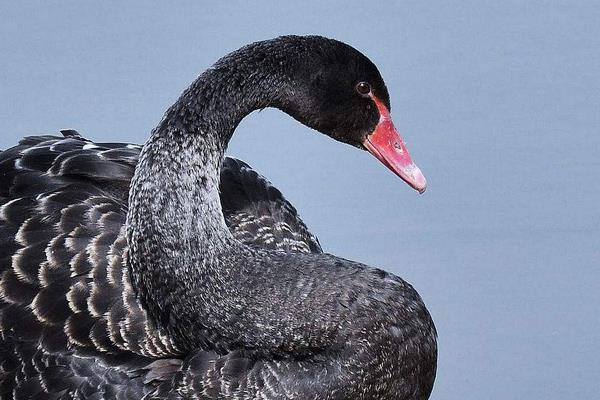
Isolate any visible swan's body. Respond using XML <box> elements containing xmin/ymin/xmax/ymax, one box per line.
<box><xmin>0</xmin><ymin>36</ymin><xmax>436</xmax><ymax>399</ymax></box>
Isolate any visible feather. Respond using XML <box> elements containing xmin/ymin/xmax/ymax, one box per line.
<box><xmin>0</xmin><ymin>269</ymin><xmax>39</xmax><ymax>304</ymax></box>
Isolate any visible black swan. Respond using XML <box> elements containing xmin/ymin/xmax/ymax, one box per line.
<box><xmin>0</xmin><ymin>36</ymin><xmax>436</xmax><ymax>399</ymax></box>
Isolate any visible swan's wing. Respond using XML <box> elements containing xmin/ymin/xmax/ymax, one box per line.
<box><xmin>0</xmin><ymin>134</ymin><xmax>180</xmax><ymax>398</ymax></box>
<box><xmin>220</xmin><ymin>157</ymin><xmax>322</xmax><ymax>253</ymax></box>
<box><xmin>0</xmin><ymin>341</ymin><xmax>164</xmax><ymax>399</ymax></box>
<box><xmin>0</xmin><ymin>133</ymin><xmax>321</xmax><ymax>253</ymax></box>
<box><xmin>0</xmin><ymin>133</ymin><xmax>321</xmax><ymax>397</ymax></box>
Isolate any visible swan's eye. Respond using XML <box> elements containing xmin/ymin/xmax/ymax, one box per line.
<box><xmin>355</xmin><ymin>82</ymin><xmax>371</xmax><ymax>96</ymax></box>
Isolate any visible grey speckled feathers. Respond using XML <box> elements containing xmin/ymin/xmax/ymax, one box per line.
<box><xmin>0</xmin><ymin>133</ymin><xmax>321</xmax><ymax>398</ymax></box>
<box><xmin>0</xmin><ymin>35</ymin><xmax>436</xmax><ymax>400</ymax></box>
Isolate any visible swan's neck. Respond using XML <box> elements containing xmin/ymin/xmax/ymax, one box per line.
<box><xmin>126</xmin><ymin>50</ymin><xmax>291</xmax><ymax>349</ymax></box>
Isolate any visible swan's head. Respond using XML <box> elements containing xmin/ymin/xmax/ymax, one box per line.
<box><xmin>278</xmin><ymin>36</ymin><xmax>427</xmax><ymax>194</ymax></box>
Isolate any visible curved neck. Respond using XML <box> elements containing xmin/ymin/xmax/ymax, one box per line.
<box><xmin>126</xmin><ymin>45</ymin><xmax>295</xmax><ymax>349</ymax></box>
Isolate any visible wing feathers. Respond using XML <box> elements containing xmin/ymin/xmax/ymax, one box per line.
<box><xmin>0</xmin><ymin>133</ymin><xmax>324</xmax><ymax>398</ymax></box>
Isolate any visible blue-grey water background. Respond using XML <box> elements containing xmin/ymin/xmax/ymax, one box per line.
<box><xmin>1</xmin><ymin>2</ymin><xmax>598</xmax><ymax>398</ymax></box>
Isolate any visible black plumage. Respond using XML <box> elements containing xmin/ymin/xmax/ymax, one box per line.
<box><xmin>0</xmin><ymin>133</ymin><xmax>322</xmax><ymax>399</ymax></box>
<box><xmin>0</xmin><ymin>35</ymin><xmax>436</xmax><ymax>399</ymax></box>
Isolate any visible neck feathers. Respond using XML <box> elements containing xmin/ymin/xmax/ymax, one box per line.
<box><xmin>125</xmin><ymin>45</ymin><xmax>292</xmax><ymax>348</ymax></box>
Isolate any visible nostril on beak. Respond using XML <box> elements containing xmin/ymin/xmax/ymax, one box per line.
<box><xmin>393</xmin><ymin>142</ymin><xmax>404</xmax><ymax>154</ymax></box>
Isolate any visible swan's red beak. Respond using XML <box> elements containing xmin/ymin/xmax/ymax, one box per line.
<box><xmin>362</xmin><ymin>96</ymin><xmax>427</xmax><ymax>194</ymax></box>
